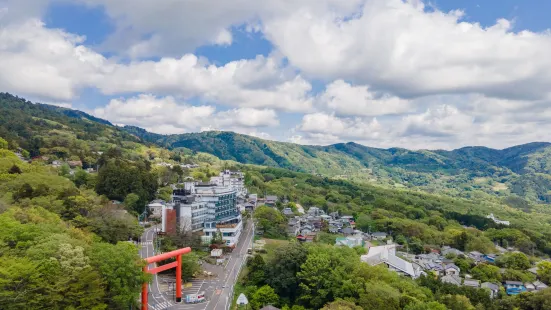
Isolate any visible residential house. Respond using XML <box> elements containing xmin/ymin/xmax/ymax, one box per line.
<box><xmin>342</xmin><ymin>227</ymin><xmax>354</xmax><ymax>235</ymax></box>
<box><xmin>300</xmin><ymin>224</ymin><xmax>314</xmax><ymax>235</ymax></box>
<box><xmin>282</xmin><ymin>208</ymin><xmax>294</xmax><ymax>217</ymax></box>
<box><xmin>265</xmin><ymin>195</ymin><xmax>278</xmax><ymax>207</ymax></box>
<box><xmin>487</xmin><ymin>213</ymin><xmax>510</xmax><ymax>226</ymax></box>
<box><xmin>341</xmin><ymin>215</ymin><xmax>354</xmax><ymax>223</ymax></box>
<box><xmin>371</xmin><ymin>232</ymin><xmax>387</xmax><ymax>240</ymax></box>
<box><xmin>307</xmin><ymin>206</ymin><xmax>325</xmax><ymax>216</ymax></box>
<box><xmin>68</xmin><ymin>160</ymin><xmax>83</xmax><ymax>168</ymax></box>
<box><xmin>361</xmin><ymin>244</ymin><xmax>422</xmax><ymax>279</ymax></box>
<box><xmin>148</xmin><ymin>200</ymin><xmax>166</xmax><ymax>218</ymax></box>
<box><xmin>463</xmin><ymin>279</ymin><xmax>480</xmax><ymax>288</ymax></box>
<box><xmin>481</xmin><ymin>282</ymin><xmax>500</xmax><ymax>299</ymax></box>
<box><xmin>441</xmin><ymin>274</ymin><xmax>462</xmax><ymax>286</ymax></box>
<box><xmin>533</xmin><ymin>281</ymin><xmax>549</xmax><ymax>291</ymax></box>
<box><xmin>524</xmin><ymin>282</ymin><xmax>536</xmax><ymax>292</ymax></box>
<box><xmin>504</xmin><ymin>281</ymin><xmax>526</xmax><ymax>295</ymax></box>
<box><xmin>483</xmin><ymin>254</ymin><xmax>497</xmax><ymax>263</ymax></box>
<box><xmin>328</xmin><ymin>226</ymin><xmax>339</xmax><ymax>233</ymax></box>
<box><xmin>329</xmin><ymin>211</ymin><xmax>339</xmax><ymax>220</ymax></box>
<box><xmin>468</xmin><ymin>251</ymin><xmax>484</xmax><ymax>262</ymax></box>
<box><xmin>287</xmin><ymin>218</ymin><xmax>301</xmax><ymax>236</ymax></box>
<box><xmin>441</xmin><ymin>246</ymin><xmax>464</xmax><ymax>257</ymax></box>
<box><xmin>320</xmin><ymin>214</ymin><xmax>332</xmax><ymax>221</ymax></box>
<box><xmin>335</xmin><ymin>235</ymin><xmax>364</xmax><ymax>248</ymax></box>
<box><xmin>445</xmin><ymin>263</ymin><xmax>460</xmax><ymax>276</ymax></box>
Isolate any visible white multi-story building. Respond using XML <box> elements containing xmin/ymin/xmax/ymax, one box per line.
<box><xmin>210</xmin><ymin>170</ymin><xmax>247</xmax><ymax>196</ymax></box>
<box><xmin>171</xmin><ymin>182</ymin><xmax>242</xmax><ymax>246</ymax></box>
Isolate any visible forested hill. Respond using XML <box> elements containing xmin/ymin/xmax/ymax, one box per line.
<box><xmin>2</xmin><ymin>91</ymin><xmax>551</xmax><ymax>205</ymax></box>
<box><xmin>126</xmin><ymin>130</ymin><xmax>551</xmax><ymax>205</ymax></box>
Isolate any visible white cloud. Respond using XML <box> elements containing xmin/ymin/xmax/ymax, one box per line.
<box><xmin>298</xmin><ymin>112</ymin><xmax>383</xmax><ymax>140</ymax></box>
<box><xmin>0</xmin><ymin>19</ymin><xmax>106</xmax><ymax>101</ymax></box>
<box><xmin>261</xmin><ymin>0</ymin><xmax>551</xmax><ymax>100</ymax></box>
<box><xmin>400</xmin><ymin>105</ymin><xmax>474</xmax><ymax>138</ymax></box>
<box><xmin>317</xmin><ymin>80</ymin><xmax>411</xmax><ymax>116</ymax></box>
<box><xmin>93</xmin><ymin>94</ymin><xmax>279</xmax><ymax>135</ymax></box>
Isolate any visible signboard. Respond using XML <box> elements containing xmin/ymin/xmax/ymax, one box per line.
<box><xmin>236</xmin><ymin>293</ymin><xmax>249</xmax><ymax>305</ymax></box>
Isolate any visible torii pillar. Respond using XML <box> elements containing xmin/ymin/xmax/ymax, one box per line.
<box><xmin>142</xmin><ymin>247</ymin><xmax>192</xmax><ymax>310</ymax></box>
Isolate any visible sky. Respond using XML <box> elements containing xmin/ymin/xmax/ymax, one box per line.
<box><xmin>1</xmin><ymin>0</ymin><xmax>551</xmax><ymax>150</ymax></box>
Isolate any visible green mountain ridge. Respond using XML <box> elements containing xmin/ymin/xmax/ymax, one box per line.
<box><xmin>122</xmin><ymin>129</ymin><xmax>551</xmax><ymax>205</ymax></box>
<box><xmin>2</xmin><ymin>91</ymin><xmax>551</xmax><ymax>205</ymax></box>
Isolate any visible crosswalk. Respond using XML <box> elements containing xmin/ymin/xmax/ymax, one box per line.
<box><xmin>141</xmin><ymin>241</ymin><xmax>153</xmax><ymax>245</ymax></box>
<box><xmin>149</xmin><ymin>301</ymin><xmax>172</xmax><ymax>310</ymax></box>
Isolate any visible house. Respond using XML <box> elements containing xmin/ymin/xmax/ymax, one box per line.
<box><xmin>329</xmin><ymin>211</ymin><xmax>339</xmax><ymax>219</ymax></box>
<box><xmin>444</xmin><ymin>263</ymin><xmax>460</xmax><ymax>276</ymax></box>
<box><xmin>533</xmin><ymin>281</ymin><xmax>549</xmax><ymax>291</ymax></box>
<box><xmin>481</xmin><ymin>282</ymin><xmax>500</xmax><ymax>298</ymax></box>
<box><xmin>441</xmin><ymin>246</ymin><xmax>464</xmax><ymax>257</ymax></box>
<box><xmin>341</xmin><ymin>215</ymin><xmax>354</xmax><ymax>223</ymax></box>
<box><xmin>463</xmin><ymin>279</ymin><xmax>480</xmax><ymax>288</ymax></box>
<box><xmin>68</xmin><ymin>160</ymin><xmax>83</xmax><ymax>168</ymax></box>
<box><xmin>441</xmin><ymin>274</ymin><xmax>462</xmax><ymax>286</ymax></box>
<box><xmin>300</xmin><ymin>224</ymin><xmax>314</xmax><ymax>235</ymax></box>
<box><xmin>524</xmin><ymin>282</ymin><xmax>536</xmax><ymax>292</ymax></box>
<box><xmin>307</xmin><ymin>207</ymin><xmax>325</xmax><ymax>216</ymax></box>
<box><xmin>483</xmin><ymin>254</ymin><xmax>496</xmax><ymax>263</ymax></box>
<box><xmin>468</xmin><ymin>251</ymin><xmax>484</xmax><ymax>262</ymax></box>
<box><xmin>265</xmin><ymin>195</ymin><xmax>278</xmax><ymax>207</ymax></box>
<box><xmin>148</xmin><ymin>200</ymin><xmax>165</xmax><ymax>218</ymax></box>
<box><xmin>487</xmin><ymin>213</ymin><xmax>510</xmax><ymax>226</ymax></box>
<box><xmin>282</xmin><ymin>208</ymin><xmax>294</xmax><ymax>217</ymax></box>
<box><xmin>361</xmin><ymin>245</ymin><xmax>421</xmax><ymax>279</ymax></box>
<box><xmin>371</xmin><ymin>232</ymin><xmax>387</xmax><ymax>240</ymax></box>
<box><xmin>320</xmin><ymin>214</ymin><xmax>332</xmax><ymax>221</ymax></box>
<box><xmin>342</xmin><ymin>227</ymin><xmax>354</xmax><ymax>235</ymax></box>
<box><xmin>305</xmin><ymin>234</ymin><xmax>315</xmax><ymax>243</ymax></box>
<box><xmin>504</xmin><ymin>281</ymin><xmax>526</xmax><ymax>295</ymax></box>
<box><xmin>335</xmin><ymin>235</ymin><xmax>364</xmax><ymax>248</ymax></box>
<box><xmin>328</xmin><ymin>225</ymin><xmax>339</xmax><ymax>233</ymax></box>
<box><xmin>287</xmin><ymin>218</ymin><xmax>301</xmax><ymax>236</ymax></box>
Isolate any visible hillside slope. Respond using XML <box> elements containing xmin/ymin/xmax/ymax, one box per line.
<box><xmin>126</xmin><ymin>130</ymin><xmax>551</xmax><ymax>204</ymax></box>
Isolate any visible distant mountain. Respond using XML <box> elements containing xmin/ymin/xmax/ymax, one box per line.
<box><xmin>2</xmin><ymin>91</ymin><xmax>550</xmax><ymax>205</ymax></box>
<box><xmin>125</xmin><ymin>130</ymin><xmax>551</xmax><ymax>204</ymax></box>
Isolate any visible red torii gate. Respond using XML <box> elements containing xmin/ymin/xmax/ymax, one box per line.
<box><xmin>142</xmin><ymin>247</ymin><xmax>192</xmax><ymax>310</ymax></box>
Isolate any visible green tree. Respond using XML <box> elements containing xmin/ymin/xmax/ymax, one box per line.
<box><xmin>439</xmin><ymin>294</ymin><xmax>475</xmax><ymax>310</ymax></box>
<box><xmin>321</xmin><ymin>299</ymin><xmax>362</xmax><ymax>310</ymax></box>
<box><xmin>89</xmin><ymin>242</ymin><xmax>149</xmax><ymax>309</ymax></box>
<box><xmin>254</xmin><ymin>205</ymin><xmax>287</xmax><ymax>239</ymax></box>
<box><xmin>123</xmin><ymin>193</ymin><xmax>141</xmax><ymax>213</ymax></box>
<box><xmin>251</xmin><ymin>285</ymin><xmax>279</xmax><ymax>310</ymax></box>
<box><xmin>356</xmin><ymin>213</ymin><xmax>373</xmax><ymax>232</ymax></box>
<box><xmin>0</xmin><ymin>137</ymin><xmax>8</xmax><ymax>149</ymax></box>
<box><xmin>265</xmin><ymin>242</ymin><xmax>308</xmax><ymax>301</ymax></box>
<box><xmin>404</xmin><ymin>302</ymin><xmax>447</xmax><ymax>310</ymax></box>
<box><xmin>470</xmin><ymin>264</ymin><xmax>502</xmax><ymax>283</ymax></box>
<box><xmin>496</xmin><ymin>252</ymin><xmax>531</xmax><ymax>270</ymax></box>
<box><xmin>247</xmin><ymin>254</ymin><xmax>267</xmax><ymax>286</ymax></box>
<box><xmin>73</xmin><ymin>168</ymin><xmax>90</xmax><ymax>188</ymax></box>
<box><xmin>537</xmin><ymin>261</ymin><xmax>551</xmax><ymax>285</ymax></box>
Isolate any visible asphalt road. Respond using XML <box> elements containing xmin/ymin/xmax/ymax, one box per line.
<box><xmin>139</xmin><ymin>221</ymin><xmax>255</xmax><ymax>310</ymax></box>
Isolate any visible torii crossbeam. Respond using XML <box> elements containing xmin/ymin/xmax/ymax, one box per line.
<box><xmin>142</xmin><ymin>247</ymin><xmax>192</xmax><ymax>310</ymax></box>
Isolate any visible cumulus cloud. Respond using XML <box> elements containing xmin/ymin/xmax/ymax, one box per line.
<box><xmin>298</xmin><ymin>112</ymin><xmax>383</xmax><ymax>140</ymax></box>
<box><xmin>317</xmin><ymin>80</ymin><xmax>411</xmax><ymax>116</ymax></box>
<box><xmin>93</xmin><ymin>94</ymin><xmax>279</xmax><ymax>135</ymax></box>
<box><xmin>261</xmin><ymin>0</ymin><xmax>551</xmax><ymax>100</ymax></box>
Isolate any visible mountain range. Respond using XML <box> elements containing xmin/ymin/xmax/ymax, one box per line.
<box><xmin>2</xmin><ymin>92</ymin><xmax>551</xmax><ymax>205</ymax></box>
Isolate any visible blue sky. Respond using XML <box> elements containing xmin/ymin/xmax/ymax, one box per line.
<box><xmin>2</xmin><ymin>0</ymin><xmax>551</xmax><ymax>149</ymax></box>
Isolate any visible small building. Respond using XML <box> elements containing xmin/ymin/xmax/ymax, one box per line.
<box><xmin>441</xmin><ymin>246</ymin><xmax>464</xmax><ymax>257</ymax></box>
<box><xmin>265</xmin><ymin>195</ymin><xmax>278</xmax><ymax>207</ymax></box>
<box><xmin>361</xmin><ymin>244</ymin><xmax>422</xmax><ymax>279</ymax></box>
<box><xmin>468</xmin><ymin>251</ymin><xmax>484</xmax><ymax>262</ymax></box>
<box><xmin>504</xmin><ymin>281</ymin><xmax>526</xmax><ymax>295</ymax></box>
<box><xmin>445</xmin><ymin>263</ymin><xmax>460</xmax><ymax>276</ymax></box>
<box><xmin>371</xmin><ymin>232</ymin><xmax>387</xmax><ymax>240</ymax></box>
<box><xmin>282</xmin><ymin>208</ymin><xmax>294</xmax><ymax>216</ymax></box>
<box><xmin>441</xmin><ymin>274</ymin><xmax>462</xmax><ymax>286</ymax></box>
<box><xmin>533</xmin><ymin>281</ymin><xmax>549</xmax><ymax>291</ymax></box>
<box><xmin>481</xmin><ymin>282</ymin><xmax>500</xmax><ymax>299</ymax></box>
<box><xmin>524</xmin><ymin>282</ymin><xmax>536</xmax><ymax>292</ymax></box>
<box><xmin>463</xmin><ymin>279</ymin><xmax>480</xmax><ymax>288</ymax></box>
<box><xmin>148</xmin><ymin>200</ymin><xmax>166</xmax><ymax>218</ymax></box>
<box><xmin>483</xmin><ymin>254</ymin><xmax>496</xmax><ymax>263</ymax></box>
<box><xmin>335</xmin><ymin>236</ymin><xmax>364</xmax><ymax>248</ymax></box>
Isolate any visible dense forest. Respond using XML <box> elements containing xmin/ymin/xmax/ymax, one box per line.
<box><xmin>127</xmin><ymin>130</ymin><xmax>551</xmax><ymax>205</ymax></box>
